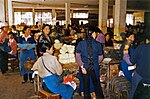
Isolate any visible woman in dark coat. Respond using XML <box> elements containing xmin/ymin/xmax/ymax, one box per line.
<box><xmin>37</xmin><ymin>24</ymin><xmax>53</xmax><ymax>57</ymax></box>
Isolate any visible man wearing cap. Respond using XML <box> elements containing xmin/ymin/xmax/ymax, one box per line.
<box><xmin>76</xmin><ymin>27</ymin><xmax>104</xmax><ymax>99</ymax></box>
<box><xmin>123</xmin><ymin>37</ymin><xmax>150</xmax><ymax>99</ymax></box>
<box><xmin>0</xmin><ymin>22</ymin><xmax>10</xmax><ymax>75</ymax></box>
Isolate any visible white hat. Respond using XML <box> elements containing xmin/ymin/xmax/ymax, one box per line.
<box><xmin>2</xmin><ymin>22</ymin><xmax>9</xmax><ymax>27</ymax></box>
<box><xmin>0</xmin><ymin>22</ymin><xmax>3</xmax><ymax>28</ymax></box>
<box><xmin>0</xmin><ymin>22</ymin><xmax>8</xmax><ymax>28</ymax></box>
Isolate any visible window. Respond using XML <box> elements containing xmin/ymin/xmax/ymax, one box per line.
<box><xmin>35</xmin><ymin>12</ymin><xmax>42</xmax><ymax>24</ymax></box>
<box><xmin>35</xmin><ymin>12</ymin><xmax>56</xmax><ymax>25</ymax></box>
<box><xmin>126</xmin><ymin>14</ymin><xmax>133</xmax><ymax>25</ymax></box>
<box><xmin>14</xmin><ymin>11</ymin><xmax>54</xmax><ymax>25</ymax></box>
<box><xmin>79</xmin><ymin>20</ymin><xmax>88</xmax><ymax>25</ymax></box>
<box><xmin>73</xmin><ymin>13</ymin><xmax>88</xmax><ymax>18</ymax></box>
<box><xmin>59</xmin><ymin>20</ymin><xmax>66</xmax><ymax>25</ymax></box>
<box><xmin>14</xmin><ymin>12</ymin><xmax>33</xmax><ymax>25</ymax></box>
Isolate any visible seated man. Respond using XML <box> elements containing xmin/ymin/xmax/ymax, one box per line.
<box><xmin>31</xmin><ymin>45</ymin><xmax>74</xmax><ymax>99</ymax></box>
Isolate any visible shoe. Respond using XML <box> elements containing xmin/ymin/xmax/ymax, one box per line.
<box><xmin>30</xmin><ymin>80</ymin><xmax>34</xmax><ymax>83</ymax></box>
<box><xmin>2</xmin><ymin>72</ymin><xmax>9</xmax><ymax>76</ymax></box>
<box><xmin>22</xmin><ymin>80</ymin><xmax>27</xmax><ymax>84</ymax></box>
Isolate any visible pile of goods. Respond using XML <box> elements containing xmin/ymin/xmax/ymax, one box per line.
<box><xmin>53</xmin><ymin>39</ymin><xmax>77</xmax><ymax>70</ymax></box>
<box><xmin>53</xmin><ymin>39</ymin><xmax>79</xmax><ymax>86</ymax></box>
<box><xmin>58</xmin><ymin>44</ymin><xmax>75</xmax><ymax>64</ymax></box>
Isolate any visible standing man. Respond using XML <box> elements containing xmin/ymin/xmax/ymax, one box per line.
<box><xmin>123</xmin><ymin>36</ymin><xmax>150</xmax><ymax>99</ymax></box>
<box><xmin>76</xmin><ymin>27</ymin><xmax>104</xmax><ymax>99</ymax></box>
<box><xmin>0</xmin><ymin>22</ymin><xmax>10</xmax><ymax>75</ymax></box>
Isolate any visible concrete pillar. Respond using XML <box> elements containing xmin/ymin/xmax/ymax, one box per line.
<box><xmin>0</xmin><ymin>0</ymin><xmax>13</xmax><ymax>25</ymax></box>
<box><xmin>0</xmin><ymin>0</ymin><xmax>5</xmax><ymax>21</ymax></box>
<box><xmin>40</xmin><ymin>11</ymin><xmax>42</xmax><ymax>30</ymax></box>
<box><xmin>8</xmin><ymin>0</ymin><xmax>13</xmax><ymax>25</ymax></box>
<box><xmin>32</xmin><ymin>8</ymin><xmax>35</xmax><ymax>25</ymax></box>
<box><xmin>144</xmin><ymin>12</ymin><xmax>150</xmax><ymax>36</ymax></box>
<box><xmin>98</xmin><ymin>0</ymin><xmax>108</xmax><ymax>34</ymax></box>
<box><xmin>52</xmin><ymin>9</ymin><xmax>56</xmax><ymax>25</ymax></box>
<box><xmin>65</xmin><ymin>2</ymin><xmax>70</xmax><ymax>28</ymax></box>
<box><xmin>52</xmin><ymin>9</ymin><xmax>56</xmax><ymax>19</ymax></box>
<box><xmin>113</xmin><ymin>5</ymin><xmax>115</xmax><ymax>19</ymax></box>
<box><xmin>4</xmin><ymin>0</ymin><xmax>8</xmax><ymax>22</ymax></box>
<box><xmin>12</xmin><ymin>7</ymin><xmax>14</xmax><ymax>24</ymax></box>
<box><xmin>71</xmin><ymin>10</ymin><xmax>73</xmax><ymax>18</ymax></box>
<box><xmin>114</xmin><ymin>0</ymin><xmax>127</xmax><ymax>40</ymax></box>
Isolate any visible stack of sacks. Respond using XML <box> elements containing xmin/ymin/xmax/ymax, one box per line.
<box><xmin>54</xmin><ymin>39</ymin><xmax>63</xmax><ymax>50</ymax></box>
<box><xmin>59</xmin><ymin>44</ymin><xmax>75</xmax><ymax>64</ymax></box>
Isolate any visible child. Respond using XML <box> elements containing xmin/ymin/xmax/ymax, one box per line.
<box><xmin>8</xmin><ymin>32</ymin><xmax>17</xmax><ymax>58</ymax></box>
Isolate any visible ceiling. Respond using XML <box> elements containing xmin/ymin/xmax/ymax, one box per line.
<box><xmin>12</xmin><ymin>0</ymin><xmax>150</xmax><ymax>11</ymax></box>
<box><xmin>12</xmin><ymin>0</ymin><xmax>99</xmax><ymax>5</ymax></box>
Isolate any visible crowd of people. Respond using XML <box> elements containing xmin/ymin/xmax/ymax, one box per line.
<box><xmin>0</xmin><ymin>21</ymin><xmax>149</xmax><ymax>99</ymax></box>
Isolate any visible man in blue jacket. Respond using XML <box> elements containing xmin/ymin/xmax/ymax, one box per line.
<box><xmin>123</xmin><ymin>36</ymin><xmax>150</xmax><ymax>99</ymax></box>
<box><xmin>76</xmin><ymin>27</ymin><xmax>104</xmax><ymax>99</ymax></box>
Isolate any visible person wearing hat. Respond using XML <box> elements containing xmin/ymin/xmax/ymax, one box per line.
<box><xmin>0</xmin><ymin>22</ymin><xmax>10</xmax><ymax>75</ymax></box>
<box><xmin>123</xmin><ymin>36</ymin><xmax>150</xmax><ymax>99</ymax></box>
<box><xmin>76</xmin><ymin>26</ymin><xmax>104</xmax><ymax>99</ymax></box>
<box><xmin>32</xmin><ymin>45</ymin><xmax>74</xmax><ymax>99</ymax></box>
<box><xmin>18</xmin><ymin>26</ymin><xmax>36</xmax><ymax>83</ymax></box>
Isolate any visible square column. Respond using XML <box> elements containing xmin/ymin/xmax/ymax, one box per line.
<box><xmin>65</xmin><ymin>2</ymin><xmax>70</xmax><ymax>28</ymax></box>
<box><xmin>52</xmin><ymin>9</ymin><xmax>56</xmax><ymax>25</ymax></box>
<box><xmin>114</xmin><ymin>0</ymin><xmax>127</xmax><ymax>40</ymax></box>
<box><xmin>0</xmin><ymin>0</ymin><xmax>5</xmax><ymax>21</ymax></box>
<box><xmin>32</xmin><ymin>8</ymin><xmax>35</xmax><ymax>25</ymax></box>
<box><xmin>98</xmin><ymin>0</ymin><xmax>108</xmax><ymax>34</ymax></box>
<box><xmin>0</xmin><ymin>0</ymin><xmax>13</xmax><ymax>25</ymax></box>
<box><xmin>8</xmin><ymin>0</ymin><xmax>13</xmax><ymax>25</ymax></box>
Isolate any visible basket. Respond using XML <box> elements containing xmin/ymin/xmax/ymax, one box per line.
<box><xmin>24</xmin><ymin>58</ymin><xmax>35</xmax><ymax>72</ymax></box>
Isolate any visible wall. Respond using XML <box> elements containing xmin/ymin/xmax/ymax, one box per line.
<box><xmin>133</xmin><ymin>12</ymin><xmax>144</xmax><ymax>25</ymax></box>
<box><xmin>0</xmin><ymin>0</ymin><xmax>5</xmax><ymax>21</ymax></box>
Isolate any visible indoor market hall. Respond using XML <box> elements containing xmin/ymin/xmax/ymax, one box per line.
<box><xmin>0</xmin><ymin>0</ymin><xmax>150</xmax><ymax>99</ymax></box>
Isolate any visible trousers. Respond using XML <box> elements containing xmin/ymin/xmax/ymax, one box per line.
<box><xmin>82</xmin><ymin>69</ymin><xmax>104</xmax><ymax>99</ymax></box>
<box><xmin>0</xmin><ymin>49</ymin><xmax>8</xmax><ymax>74</ymax></box>
<box><xmin>133</xmin><ymin>81</ymin><xmax>150</xmax><ymax>99</ymax></box>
